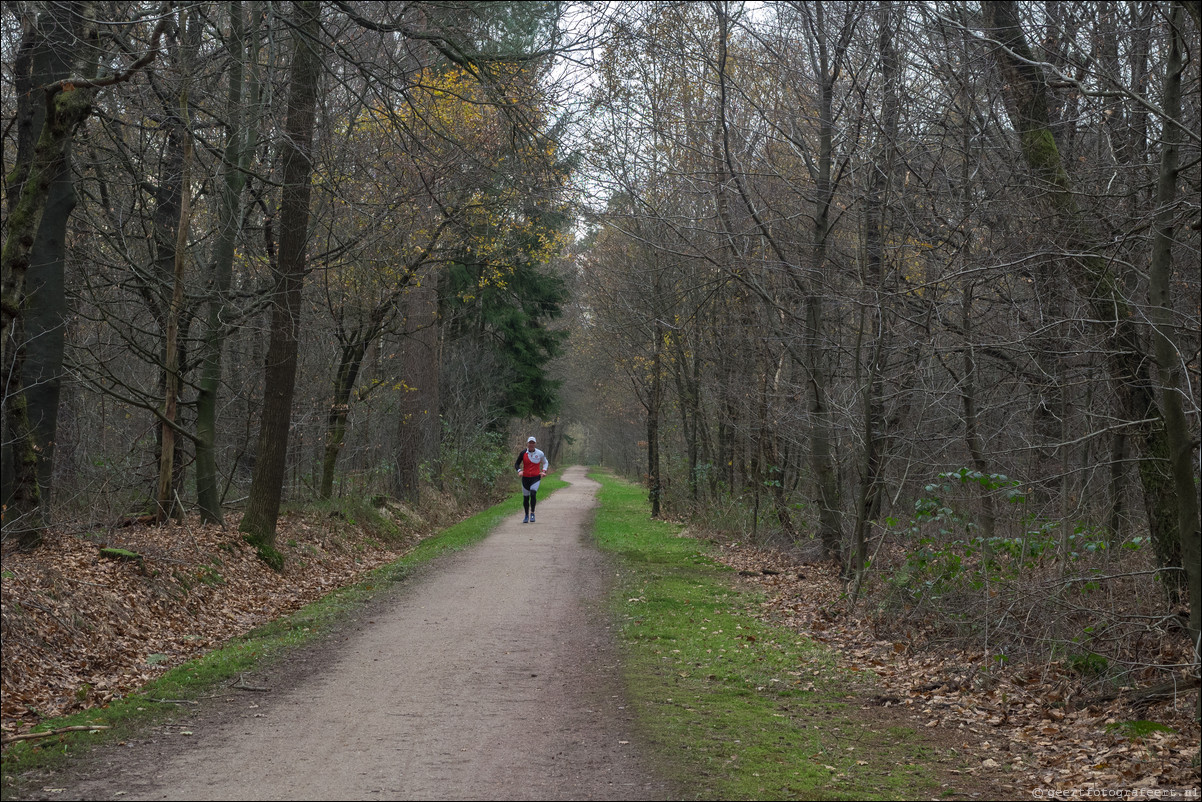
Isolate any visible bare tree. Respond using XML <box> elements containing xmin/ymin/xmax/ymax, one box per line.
<box><xmin>2</xmin><ymin>3</ymin><xmax>167</xmax><ymax>547</ymax></box>
<box><xmin>239</xmin><ymin>0</ymin><xmax>323</xmax><ymax>561</ymax></box>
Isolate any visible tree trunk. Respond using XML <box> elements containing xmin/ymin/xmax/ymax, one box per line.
<box><xmin>394</xmin><ymin>277</ymin><xmax>440</xmax><ymax>502</ymax></box>
<box><xmin>962</xmin><ymin>285</ymin><xmax>996</xmax><ymax>541</ymax></box>
<box><xmin>240</xmin><ymin>0</ymin><xmax>323</xmax><ymax>563</ymax></box>
<box><xmin>22</xmin><ymin>162</ymin><xmax>73</xmax><ymax>502</ymax></box>
<box><xmin>1108</xmin><ymin>430</ymin><xmax>1129</xmax><ymax>542</ymax></box>
<box><xmin>1146</xmin><ymin>1</ymin><xmax>1200</xmax><ymax>715</ymax></box>
<box><xmin>952</xmin><ymin>40</ymin><xmax>996</xmax><ymax>543</ymax></box>
<box><xmin>807</xmin><ymin>7</ymin><xmax>843</xmax><ymax>564</ymax></box>
<box><xmin>12</xmin><ymin>5</ymin><xmax>81</xmax><ymax>512</ymax></box>
<box><xmin>197</xmin><ymin>1</ymin><xmax>261</xmax><ymax>524</ymax></box>
<box><xmin>1030</xmin><ymin>265</ymin><xmax>1067</xmax><ymax>512</ymax></box>
<box><xmin>156</xmin><ymin>128</ymin><xmax>192</xmax><ymax>523</ymax></box>
<box><xmin>1</xmin><ymin>4</ymin><xmax>102</xmax><ymax>547</ymax></box>
<box><xmin>321</xmin><ymin>340</ymin><xmax>369</xmax><ymax>499</ymax></box>
<box><xmin>156</xmin><ymin>18</ymin><xmax>195</xmax><ymax>522</ymax></box>
<box><xmin>669</xmin><ymin>326</ymin><xmax>703</xmax><ymax>505</ymax></box>
<box><xmin>648</xmin><ymin>317</ymin><xmax>663</xmax><ymax>518</ymax></box>
<box><xmin>984</xmin><ymin>0</ymin><xmax>1182</xmax><ymax>594</ymax></box>
<box><xmin>850</xmin><ymin>0</ymin><xmax>898</xmax><ymax>586</ymax></box>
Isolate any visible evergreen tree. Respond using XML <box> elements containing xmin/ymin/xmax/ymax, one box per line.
<box><xmin>442</xmin><ymin>205</ymin><xmax>569</xmax><ymax>422</ymax></box>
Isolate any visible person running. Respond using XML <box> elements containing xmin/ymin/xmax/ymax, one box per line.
<box><xmin>514</xmin><ymin>436</ymin><xmax>549</xmax><ymax>523</ymax></box>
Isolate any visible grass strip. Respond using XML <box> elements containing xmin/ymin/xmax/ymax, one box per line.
<box><xmin>590</xmin><ymin>469</ymin><xmax>949</xmax><ymax>801</ymax></box>
<box><xmin>0</xmin><ymin>474</ymin><xmax>568</xmax><ymax>790</ymax></box>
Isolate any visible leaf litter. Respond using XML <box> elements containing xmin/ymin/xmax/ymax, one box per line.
<box><xmin>1</xmin><ymin>507</ymin><xmax>426</xmax><ymax>739</ymax></box>
<box><xmin>1</xmin><ymin>506</ymin><xmax>1198</xmax><ymax>798</ymax></box>
<box><xmin>706</xmin><ymin>537</ymin><xmax>1200</xmax><ymax>797</ymax></box>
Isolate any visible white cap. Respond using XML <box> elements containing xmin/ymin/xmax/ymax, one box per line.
<box><xmin>527</xmin><ymin>436</ymin><xmax>537</xmax><ymax>442</ymax></box>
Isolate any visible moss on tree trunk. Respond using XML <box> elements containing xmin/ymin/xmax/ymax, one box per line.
<box><xmin>984</xmin><ymin>1</ymin><xmax>1183</xmax><ymax>594</ymax></box>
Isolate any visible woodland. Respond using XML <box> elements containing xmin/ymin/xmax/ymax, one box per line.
<box><xmin>1</xmin><ymin>0</ymin><xmax>1200</xmax><ymax>772</ymax></box>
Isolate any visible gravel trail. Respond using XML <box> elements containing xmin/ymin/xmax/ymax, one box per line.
<box><xmin>26</xmin><ymin>466</ymin><xmax>670</xmax><ymax>801</ymax></box>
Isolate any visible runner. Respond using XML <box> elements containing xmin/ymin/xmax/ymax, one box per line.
<box><xmin>514</xmin><ymin>436</ymin><xmax>549</xmax><ymax>523</ymax></box>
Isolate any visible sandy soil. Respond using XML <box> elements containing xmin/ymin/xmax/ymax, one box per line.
<box><xmin>15</xmin><ymin>466</ymin><xmax>672</xmax><ymax>801</ymax></box>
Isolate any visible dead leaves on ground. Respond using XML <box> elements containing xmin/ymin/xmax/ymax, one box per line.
<box><xmin>708</xmin><ymin>538</ymin><xmax>1200</xmax><ymax>796</ymax></box>
<box><xmin>1</xmin><ymin>510</ymin><xmax>408</xmax><ymax>737</ymax></box>
<box><xmin>2</xmin><ymin>511</ymin><xmax>1197</xmax><ymax>797</ymax></box>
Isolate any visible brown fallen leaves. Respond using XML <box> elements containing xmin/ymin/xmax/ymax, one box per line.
<box><xmin>0</xmin><ymin>500</ymin><xmax>460</xmax><ymax>737</ymax></box>
<box><xmin>707</xmin><ymin>537</ymin><xmax>1201</xmax><ymax>797</ymax></box>
<box><xmin>2</xmin><ymin>504</ymin><xmax>1197</xmax><ymax>798</ymax></box>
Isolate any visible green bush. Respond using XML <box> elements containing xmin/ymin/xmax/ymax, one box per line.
<box><xmin>426</xmin><ymin>427</ymin><xmax>512</xmax><ymax>497</ymax></box>
<box><xmin>885</xmin><ymin>468</ymin><xmax>1124</xmax><ymax>608</ymax></box>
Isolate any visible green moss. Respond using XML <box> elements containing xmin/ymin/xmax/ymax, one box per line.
<box><xmin>591</xmin><ymin>469</ymin><xmax>973</xmax><ymax>800</ymax></box>
<box><xmin>197</xmin><ymin>564</ymin><xmax>224</xmax><ymax>586</ymax></box>
<box><xmin>1020</xmin><ymin>127</ymin><xmax>1070</xmax><ymax>190</ymax></box>
<box><xmin>247</xmin><ymin>539</ymin><xmax>285</xmax><ymax>572</ymax></box>
<box><xmin>99</xmin><ymin>547</ymin><xmax>142</xmax><ymax>564</ymax></box>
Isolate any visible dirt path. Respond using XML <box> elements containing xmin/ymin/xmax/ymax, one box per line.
<box><xmin>23</xmin><ymin>467</ymin><xmax>671</xmax><ymax>801</ymax></box>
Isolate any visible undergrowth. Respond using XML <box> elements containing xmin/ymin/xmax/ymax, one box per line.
<box><xmin>858</xmin><ymin>469</ymin><xmax>1192</xmax><ymax>691</ymax></box>
<box><xmin>656</xmin><ymin>464</ymin><xmax>1193</xmax><ymax>693</ymax></box>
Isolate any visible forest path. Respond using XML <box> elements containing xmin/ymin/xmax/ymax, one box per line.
<box><xmin>39</xmin><ymin>466</ymin><xmax>670</xmax><ymax>801</ymax></box>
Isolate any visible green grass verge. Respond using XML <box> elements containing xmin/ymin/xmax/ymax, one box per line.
<box><xmin>590</xmin><ymin>469</ymin><xmax>950</xmax><ymax>801</ymax></box>
<box><xmin>0</xmin><ymin>474</ymin><xmax>569</xmax><ymax>793</ymax></box>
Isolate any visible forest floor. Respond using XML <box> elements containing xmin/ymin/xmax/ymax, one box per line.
<box><xmin>2</xmin><ymin>468</ymin><xmax>668</xmax><ymax>800</ymax></box>
<box><xmin>1</xmin><ymin>467</ymin><xmax>1199</xmax><ymax>799</ymax></box>
<box><xmin>720</xmin><ymin>544</ymin><xmax>1200</xmax><ymax>797</ymax></box>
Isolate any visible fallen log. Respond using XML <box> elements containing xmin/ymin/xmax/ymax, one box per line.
<box><xmin>1082</xmin><ymin>677</ymin><xmax>1201</xmax><ymax>710</ymax></box>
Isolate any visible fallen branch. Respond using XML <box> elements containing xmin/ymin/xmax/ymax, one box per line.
<box><xmin>231</xmin><ymin>675</ymin><xmax>270</xmax><ymax>692</ymax></box>
<box><xmin>1</xmin><ymin>725</ymin><xmax>110</xmax><ymax>745</ymax></box>
<box><xmin>1081</xmin><ymin>677</ymin><xmax>1201</xmax><ymax>710</ymax></box>
<box><xmin>146</xmin><ymin>697</ymin><xmax>198</xmax><ymax>705</ymax></box>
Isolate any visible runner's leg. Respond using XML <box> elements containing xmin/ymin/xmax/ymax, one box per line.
<box><xmin>522</xmin><ymin>476</ymin><xmax>536</xmax><ymax>521</ymax></box>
